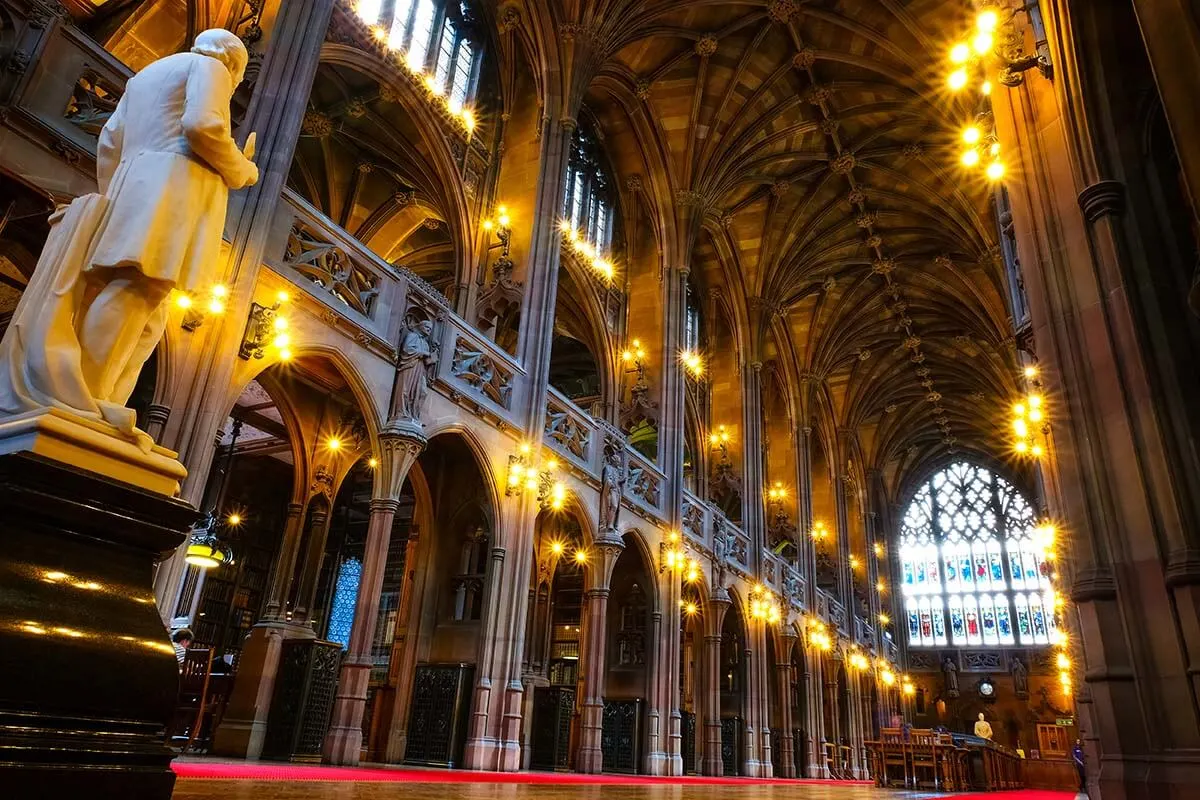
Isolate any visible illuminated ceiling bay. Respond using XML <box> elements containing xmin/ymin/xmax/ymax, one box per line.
<box><xmin>591</xmin><ymin>0</ymin><xmax>1017</xmax><ymax>474</ymax></box>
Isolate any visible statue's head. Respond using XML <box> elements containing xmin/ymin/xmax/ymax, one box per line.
<box><xmin>418</xmin><ymin>319</ymin><xmax>433</xmax><ymax>335</ymax></box>
<box><xmin>192</xmin><ymin>29</ymin><xmax>250</xmax><ymax>87</ymax></box>
<box><xmin>978</xmin><ymin>713</ymin><xmax>985</xmax><ymax>721</ymax></box>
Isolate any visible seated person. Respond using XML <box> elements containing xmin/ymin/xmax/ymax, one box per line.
<box><xmin>172</xmin><ymin>628</ymin><xmax>194</xmax><ymax>668</ymax></box>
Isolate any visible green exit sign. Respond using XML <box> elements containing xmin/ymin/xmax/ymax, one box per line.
<box><xmin>1056</xmin><ymin>717</ymin><xmax>1075</xmax><ymax>726</ymax></box>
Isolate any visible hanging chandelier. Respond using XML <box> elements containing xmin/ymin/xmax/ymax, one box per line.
<box><xmin>185</xmin><ymin>513</ymin><xmax>235</xmax><ymax>570</ymax></box>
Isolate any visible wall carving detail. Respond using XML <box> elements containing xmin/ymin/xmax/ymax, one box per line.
<box><xmin>284</xmin><ymin>222</ymin><xmax>379</xmax><ymax>317</ymax></box>
<box><xmin>450</xmin><ymin>338</ymin><xmax>513</xmax><ymax>408</ymax></box>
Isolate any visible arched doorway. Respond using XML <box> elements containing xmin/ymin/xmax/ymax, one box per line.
<box><xmin>599</xmin><ymin>537</ymin><xmax>654</xmax><ymax>773</ymax></box>
<box><xmin>719</xmin><ymin>599</ymin><xmax>747</xmax><ymax>775</ymax></box>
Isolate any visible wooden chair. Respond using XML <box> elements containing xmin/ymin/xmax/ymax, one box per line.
<box><xmin>167</xmin><ymin>647</ymin><xmax>213</xmax><ymax>751</ymax></box>
<box><xmin>908</xmin><ymin>729</ymin><xmax>941</xmax><ymax>789</ymax></box>
<box><xmin>878</xmin><ymin>727</ymin><xmax>911</xmax><ymax>788</ymax></box>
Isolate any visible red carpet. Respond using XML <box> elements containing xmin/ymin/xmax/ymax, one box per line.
<box><xmin>172</xmin><ymin>760</ymin><xmax>870</xmax><ymax>785</ymax></box>
<box><xmin>943</xmin><ymin>794</ymin><xmax>1075</xmax><ymax>800</ymax></box>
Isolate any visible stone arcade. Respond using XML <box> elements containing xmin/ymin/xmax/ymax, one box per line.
<box><xmin>0</xmin><ymin>1</ymin><xmax>1198</xmax><ymax>799</ymax></box>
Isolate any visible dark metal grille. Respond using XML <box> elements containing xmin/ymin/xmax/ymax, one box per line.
<box><xmin>529</xmin><ymin>686</ymin><xmax>575</xmax><ymax>770</ymax></box>
<box><xmin>601</xmin><ymin>698</ymin><xmax>642</xmax><ymax>773</ymax></box>
<box><xmin>769</xmin><ymin>727</ymin><xmax>781</xmax><ymax>773</ymax></box>
<box><xmin>681</xmin><ymin>710</ymin><xmax>696</xmax><ymax>774</ymax></box>
<box><xmin>405</xmin><ymin>663</ymin><xmax>474</xmax><ymax>767</ymax></box>
<box><xmin>262</xmin><ymin>639</ymin><xmax>342</xmax><ymax>762</ymax></box>
<box><xmin>721</xmin><ymin>716</ymin><xmax>742</xmax><ymax>776</ymax></box>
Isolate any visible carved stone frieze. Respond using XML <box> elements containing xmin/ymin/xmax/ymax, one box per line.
<box><xmin>284</xmin><ymin>222</ymin><xmax>380</xmax><ymax>317</ymax></box>
<box><xmin>450</xmin><ymin>338</ymin><xmax>514</xmax><ymax>408</ymax></box>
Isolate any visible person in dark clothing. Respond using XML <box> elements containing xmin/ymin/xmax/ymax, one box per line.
<box><xmin>1072</xmin><ymin>739</ymin><xmax>1087</xmax><ymax>793</ymax></box>
<box><xmin>171</xmin><ymin>628</ymin><xmax>193</xmax><ymax>667</ymax></box>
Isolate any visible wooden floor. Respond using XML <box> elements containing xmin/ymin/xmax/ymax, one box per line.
<box><xmin>172</xmin><ymin>780</ymin><xmax>938</xmax><ymax>800</ymax></box>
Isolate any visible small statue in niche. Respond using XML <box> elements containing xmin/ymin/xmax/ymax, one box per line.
<box><xmin>393</xmin><ymin>317</ymin><xmax>436</xmax><ymax>422</ymax></box>
<box><xmin>943</xmin><ymin>656</ymin><xmax>960</xmax><ymax>698</ymax></box>
<box><xmin>598</xmin><ymin>442</ymin><xmax>626</xmax><ymax>536</ymax></box>
<box><xmin>1011</xmin><ymin>655</ymin><xmax>1029</xmax><ymax>699</ymax></box>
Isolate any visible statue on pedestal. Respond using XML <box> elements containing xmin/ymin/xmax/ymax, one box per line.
<box><xmin>974</xmin><ymin>712</ymin><xmax>993</xmax><ymax>740</ymax></box>
<box><xmin>943</xmin><ymin>656</ymin><xmax>960</xmax><ymax>698</ymax></box>
<box><xmin>0</xmin><ymin>30</ymin><xmax>258</xmax><ymax>449</ymax></box>
<box><xmin>598</xmin><ymin>442</ymin><xmax>627</xmax><ymax>537</ymax></box>
<box><xmin>393</xmin><ymin>317</ymin><xmax>437</xmax><ymax>422</ymax></box>
<box><xmin>1011</xmin><ymin>655</ymin><xmax>1029</xmax><ymax>698</ymax></box>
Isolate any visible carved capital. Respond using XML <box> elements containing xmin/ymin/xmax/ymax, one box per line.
<box><xmin>1071</xmin><ymin>566</ymin><xmax>1118</xmax><ymax>602</ymax></box>
<box><xmin>1165</xmin><ymin>548</ymin><xmax>1200</xmax><ymax>588</ymax></box>
<box><xmin>377</xmin><ymin>420</ymin><xmax>428</xmax><ymax>500</ymax></box>
<box><xmin>694</xmin><ymin>35</ymin><xmax>718</xmax><ymax>57</ymax></box>
<box><xmin>1078</xmin><ymin>180</ymin><xmax>1126</xmax><ymax>223</ymax></box>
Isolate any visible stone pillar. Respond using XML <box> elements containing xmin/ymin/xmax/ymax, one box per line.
<box><xmin>700</xmin><ymin>593</ymin><xmax>730</xmax><ymax>776</ymax></box>
<box><xmin>290</xmin><ymin>497</ymin><xmax>333</xmax><ymax>625</ymax></box>
<box><xmin>575</xmin><ymin>535</ymin><xmax>623</xmax><ymax>774</ymax></box>
<box><xmin>643</xmin><ymin>565</ymin><xmax>681</xmax><ymax>775</ymax></box>
<box><xmin>461</xmin><ymin>541</ymin><xmax>508</xmax><ymax>770</ymax></box>
<box><xmin>153</xmin><ymin>0</ymin><xmax>336</xmax><ymax>612</ymax></box>
<box><xmin>324</xmin><ymin>424</ymin><xmax>426</xmax><ymax>765</ymax></box>
<box><xmin>740</xmin><ymin>362</ymin><xmax>765</xmax><ymax>573</ymax></box>
<box><xmin>263</xmin><ymin>501</ymin><xmax>305</xmax><ymax>620</ymax></box>
<box><xmin>806</xmin><ymin>648</ymin><xmax>825</xmax><ymax>777</ymax></box>
<box><xmin>833</xmin><ymin>433</ymin><xmax>853</xmax><ymax>625</ymax></box>
<box><xmin>742</xmin><ymin>622</ymin><xmax>771</xmax><ymax>777</ymax></box>
<box><xmin>773</xmin><ymin>632</ymin><xmax>797</xmax><ymax>777</ymax></box>
<box><xmin>796</xmin><ymin>426</ymin><xmax>817</xmax><ymax>606</ymax></box>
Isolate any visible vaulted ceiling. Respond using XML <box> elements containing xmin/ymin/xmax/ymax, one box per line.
<box><xmin>570</xmin><ymin>0</ymin><xmax>1020</xmax><ymax>482</ymax></box>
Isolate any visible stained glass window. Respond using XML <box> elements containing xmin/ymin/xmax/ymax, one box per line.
<box><xmin>898</xmin><ymin>462</ymin><xmax>1056</xmax><ymax>648</ymax></box>
<box><xmin>562</xmin><ymin>122</ymin><xmax>615</xmax><ymax>248</ymax></box>
<box><xmin>326</xmin><ymin>557</ymin><xmax>363</xmax><ymax>650</ymax></box>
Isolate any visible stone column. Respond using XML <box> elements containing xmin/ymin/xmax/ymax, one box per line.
<box><xmin>153</xmin><ymin>0</ymin><xmax>336</xmax><ymax>612</ymax></box>
<box><xmin>290</xmin><ymin>496</ymin><xmax>333</xmax><ymax>625</ymax></box>
<box><xmin>773</xmin><ymin>631</ymin><xmax>797</xmax><ymax>777</ymax></box>
<box><xmin>262</xmin><ymin>501</ymin><xmax>305</xmax><ymax>620</ymax></box>
<box><xmin>743</xmin><ymin>622</ymin><xmax>771</xmax><ymax>777</ymax></box>
<box><xmin>832</xmin><ymin>433</ymin><xmax>853</xmax><ymax>626</ymax></box>
<box><xmin>575</xmin><ymin>535</ymin><xmax>623</xmax><ymax>774</ymax></box>
<box><xmin>643</xmin><ymin>566</ymin><xmax>681</xmax><ymax>775</ymax></box>
<box><xmin>740</xmin><ymin>363</ymin><xmax>765</xmax><ymax>574</ymax></box>
<box><xmin>806</xmin><ymin>648</ymin><xmax>825</xmax><ymax>777</ymax></box>
<box><xmin>700</xmin><ymin>593</ymin><xmax>730</xmax><ymax>776</ymax></box>
<box><xmin>796</xmin><ymin>426</ymin><xmax>817</xmax><ymax>607</ymax></box>
<box><xmin>324</xmin><ymin>424</ymin><xmax>426</xmax><ymax>765</ymax></box>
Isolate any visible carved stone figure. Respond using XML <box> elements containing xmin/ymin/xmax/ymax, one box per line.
<box><xmin>0</xmin><ymin>30</ymin><xmax>257</xmax><ymax>447</ymax></box>
<box><xmin>394</xmin><ymin>318</ymin><xmax>436</xmax><ymax>422</ymax></box>
<box><xmin>943</xmin><ymin>657</ymin><xmax>960</xmax><ymax>698</ymax></box>
<box><xmin>974</xmin><ymin>712</ymin><xmax>993</xmax><ymax>740</ymax></box>
<box><xmin>598</xmin><ymin>444</ymin><xmax>626</xmax><ymax>535</ymax></box>
<box><xmin>1011</xmin><ymin>656</ymin><xmax>1029</xmax><ymax>698</ymax></box>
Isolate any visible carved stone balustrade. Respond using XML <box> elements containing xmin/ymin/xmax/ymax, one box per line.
<box><xmin>623</xmin><ymin>447</ymin><xmax>665</xmax><ymax>517</ymax></box>
<box><xmin>544</xmin><ymin>388</ymin><xmax>595</xmax><ymax>469</ymax></box>
<box><xmin>681</xmin><ymin>490</ymin><xmax>709</xmax><ymax>550</ymax></box>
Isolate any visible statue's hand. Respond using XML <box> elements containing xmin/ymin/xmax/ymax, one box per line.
<box><xmin>243</xmin><ymin>132</ymin><xmax>257</xmax><ymax>161</ymax></box>
<box><xmin>234</xmin><ymin>161</ymin><xmax>260</xmax><ymax>190</ymax></box>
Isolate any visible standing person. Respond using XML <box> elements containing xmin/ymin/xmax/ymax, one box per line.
<box><xmin>171</xmin><ymin>628</ymin><xmax>193</xmax><ymax>667</ymax></box>
<box><xmin>1072</xmin><ymin>739</ymin><xmax>1087</xmax><ymax>794</ymax></box>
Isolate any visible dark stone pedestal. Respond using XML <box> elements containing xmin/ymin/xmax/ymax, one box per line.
<box><xmin>0</xmin><ymin>452</ymin><xmax>194</xmax><ymax>798</ymax></box>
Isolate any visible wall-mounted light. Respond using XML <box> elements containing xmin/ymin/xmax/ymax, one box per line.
<box><xmin>176</xmin><ymin>284</ymin><xmax>229</xmax><ymax>331</ymax></box>
<box><xmin>749</xmin><ymin>583</ymin><xmax>782</xmax><ymax>624</ymax></box>
<box><xmin>811</xmin><ymin>520</ymin><xmax>830</xmax><ymax>541</ymax></box>
<box><xmin>239</xmin><ymin>290</ymin><xmax>292</xmax><ymax>360</ymax></box>
<box><xmin>680</xmin><ymin>349</ymin><xmax>704</xmax><ymax>379</ymax></box>
<box><xmin>709</xmin><ymin>425</ymin><xmax>732</xmax><ymax>460</ymax></box>
<box><xmin>559</xmin><ymin>219</ymin><xmax>616</xmax><ymax>283</ymax></box>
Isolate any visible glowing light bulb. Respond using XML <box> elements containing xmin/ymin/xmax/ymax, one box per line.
<box><xmin>1028</xmin><ymin>394</ymin><xmax>1043</xmax><ymax>409</ymax></box>
<box><xmin>551</xmin><ymin>542</ymin><xmax>564</xmax><ymax>555</ymax></box>
<box><xmin>279</xmin><ymin>348</ymin><xmax>292</xmax><ymax>361</ymax></box>
<box><xmin>368</xmin><ymin>457</ymin><xmax>378</xmax><ymax>468</ymax></box>
<box><xmin>962</xmin><ymin>126</ymin><xmax>982</xmax><ymax>145</ymax></box>
<box><xmin>483</xmin><ymin>220</ymin><xmax>494</xmax><ymax>231</ymax></box>
<box><xmin>211</xmin><ymin>284</ymin><xmax>228</xmax><ymax>299</ymax></box>
<box><xmin>961</xmin><ymin>148</ymin><xmax>981</xmax><ymax>167</ymax></box>
<box><xmin>497</xmin><ymin>213</ymin><xmax>511</xmax><ymax>228</ymax></box>
<box><xmin>227</xmin><ymin>513</ymin><xmax>242</xmax><ymax>526</ymax></box>
<box><xmin>461</xmin><ymin>109</ymin><xmax>476</xmax><ymax>131</ymax></box>
<box><xmin>1024</xmin><ymin>365</ymin><xmax>1037</xmax><ymax>379</ymax></box>
<box><xmin>1031</xmin><ymin>443</ymin><xmax>1044</xmax><ymax>457</ymax></box>
<box><xmin>276</xmin><ymin>290</ymin><xmax>290</xmax><ymax>304</ymax></box>
<box><xmin>977</xmin><ymin>10</ymin><xmax>999</xmax><ymax>32</ymax></box>
<box><xmin>973</xmin><ymin>31</ymin><xmax>994</xmax><ymax>54</ymax></box>
<box><xmin>981</xmin><ymin>80</ymin><xmax>993</xmax><ymax>96</ymax></box>
<box><xmin>685</xmin><ymin>602</ymin><xmax>698</xmax><ymax>616</ymax></box>
<box><xmin>273</xmin><ymin>333</ymin><xmax>290</xmax><ymax>349</ymax></box>
<box><xmin>519</xmin><ymin>442</ymin><xmax>532</xmax><ymax>455</ymax></box>
<box><xmin>174</xmin><ymin>293</ymin><xmax>193</xmax><ymax>310</ymax></box>
<box><xmin>574</xmin><ymin>550</ymin><xmax>588</xmax><ymax>564</ymax></box>
<box><xmin>274</xmin><ymin>316</ymin><xmax>289</xmax><ymax>331</ymax></box>
<box><xmin>948</xmin><ymin>69</ymin><xmax>969</xmax><ymax>91</ymax></box>
<box><xmin>1029</xmin><ymin>408</ymin><xmax>1043</xmax><ymax>423</ymax></box>
<box><xmin>207</xmin><ymin>298</ymin><xmax>225</xmax><ymax>315</ymax></box>
<box><xmin>1015</xmin><ymin>441</ymin><xmax>1029</xmax><ymax>454</ymax></box>
<box><xmin>950</xmin><ymin>43</ymin><xmax>971</xmax><ymax>64</ymax></box>
<box><xmin>986</xmin><ymin>160</ymin><xmax>1006</xmax><ymax>181</ymax></box>
<box><xmin>327</xmin><ymin>437</ymin><xmax>341</xmax><ymax>451</ymax></box>
<box><xmin>1013</xmin><ymin>403</ymin><xmax>1026</xmax><ymax>416</ymax></box>
<box><xmin>990</xmin><ymin>142</ymin><xmax>1001</xmax><ymax>157</ymax></box>
<box><xmin>1013</xmin><ymin>418</ymin><xmax>1029</xmax><ymax>437</ymax></box>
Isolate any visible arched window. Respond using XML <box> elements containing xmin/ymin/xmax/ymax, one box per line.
<box><xmin>562</xmin><ymin>122</ymin><xmax>614</xmax><ymax>249</ymax></box>
<box><xmin>358</xmin><ymin>0</ymin><xmax>482</xmax><ymax>111</ymax></box>
<box><xmin>899</xmin><ymin>462</ymin><xmax>1056</xmax><ymax>648</ymax></box>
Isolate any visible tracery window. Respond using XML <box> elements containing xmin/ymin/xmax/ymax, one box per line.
<box><xmin>359</xmin><ymin>0</ymin><xmax>482</xmax><ymax>111</ymax></box>
<box><xmin>562</xmin><ymin>123</ymin><xmax>614</xmax><ymax>248</ymax></box>
<box><xmin>899</xmin><ymin>462</ymin><xmax>1056</xmax><ymax>648</ymax></box>
<box><xmin>326</xmin><ymin>557</ymin><xmax>363</xmax><ymax>649</ymax></box>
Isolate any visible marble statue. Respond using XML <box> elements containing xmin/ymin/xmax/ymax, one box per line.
<box><xmin>943</xmin><ymin>657</ymin><xmax>960</xmax><ymax>697</ymax></box>
<box><xmin>1011</xmin><ymin>656</ymin><xmax>1029</xmax><ymax>698</ymax></box>
<box><xmin>0</xmin><ymin>30</ymin><xmax>257</xmax><ymax>448</ymax></box>
<box><xmin>974</xmin><ymin>712</ymin><xmax>993</xmax><ymax>740</ymax></box>
<box><xmin>394</xmin><ymin>318</ymin><xmax>436</xmax><ymax>421</ymax></box>
<box><xmin>598</xmin><ymin>444</ymin><xmax>626</xmax><ymax>535</ymax></box>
